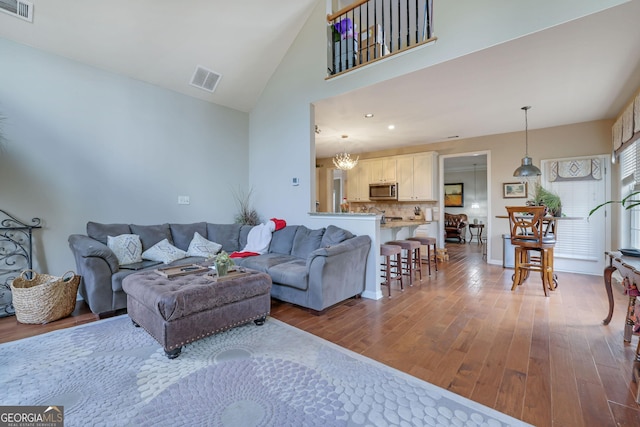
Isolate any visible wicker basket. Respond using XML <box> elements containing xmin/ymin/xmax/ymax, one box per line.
<box><xmin>10</xmin><ymin>269</ymin><xmax>80</xmax><ymax>324</ymax></box>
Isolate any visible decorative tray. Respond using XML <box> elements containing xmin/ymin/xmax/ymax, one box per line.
<box><xmin>205</xmin><ymin>269</ymin><xmax>253</xmax><ymax>282</ymax></box>
<box><xmin>155</xmin><ymin>264</ymin><xmax>209</xmax><ymax>278</ymax></box>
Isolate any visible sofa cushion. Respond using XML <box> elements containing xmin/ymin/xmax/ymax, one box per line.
<box><xmin>234</xmin><ymin>253</ymin><xmax>298</xmax><ymax>273</ymax></box>
<box><xmin>170</xmin><ymin>222</ymin><xmax>207</xmax><ymax>251</ymax></box>
<box><xmin>320</xmin><ymin>225</ymin><xmax>354</xmax><ymax>247</ymax></box>
<box><xmin>107</xmin><ymin>234</ymin><xmax>143</xmax><ymax>265</ymax></box>
<box><xmin>186</xmin><ymin>232</ymin><xmax>222</xmax><ymax>258</ymax></box>
<box><xmin>291</xmin><ymin>226</ymin><xmax>325</xmax><ymax>259</ymax></box>
<box><xmin>267</xmin><ymin>259</ymin><xmax>308</xmax><ymax>290</ymax></box>
<box><xmin>130</xmin><ymin>223</ymin><xmax>173</xmax><ymax>251</ymax></box>
<box><xmin>268</xmin><ymin>226</ymin><xmax>298</xmax><ymax>255</ymax></box>
<box><xmin>206</xmin><ymin>223</ymin><xmax>242</xmax><ymax>253</ymax></box>
<box><xmin>142</xmin><ymin>238</ymin><xmax>188</xmax><ymax>264</ymax></box>
<box><xmin>87</xmin><ymin>222</ymin><xmax>131</xmax><ymax>245</ymax></box>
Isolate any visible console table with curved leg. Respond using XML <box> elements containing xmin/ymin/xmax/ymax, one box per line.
<box><xmin>603</xmin><ymin>251</ymin><xmax>640</xmax><ymax>403</ymax></box>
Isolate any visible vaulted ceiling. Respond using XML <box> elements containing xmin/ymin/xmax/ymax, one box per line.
<box><xmin>0</xmin><ymin>0</ymin><xmax>318</xmax><ymax>112</ymax></box>
<box><xmin>2</xmin><ymin>1</ymin><xmax>640</xmax><ymax>162</ymax></box>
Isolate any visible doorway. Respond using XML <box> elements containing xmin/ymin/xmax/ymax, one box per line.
<box><xmin>439</xmin><ymin>152</ymin><xmax>490</xmax><ymax>257</ymax></box>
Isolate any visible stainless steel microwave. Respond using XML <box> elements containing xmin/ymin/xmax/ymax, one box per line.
<box><xmin>369</xmin><ymin>183</ymin><xmax>398</xmax><ymax>200</ymax></box>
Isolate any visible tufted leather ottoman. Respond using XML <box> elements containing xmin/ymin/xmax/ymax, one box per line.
<box><xmin>122</xmin><ymin>268</ymin><xmax>272</xmax><ymax>358</ymax></box>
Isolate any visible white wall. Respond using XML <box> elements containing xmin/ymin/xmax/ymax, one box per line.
<box><xmin>444</xmin><ymin>169</ymin><xmax>488</xmax><ymax>226</ymax></box>
<box><xmin>0</xmin><ymin>38</ymin><xmax>250</xmax><ymax>275</ymax></box>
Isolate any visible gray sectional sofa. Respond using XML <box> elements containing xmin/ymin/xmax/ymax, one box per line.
<box><xmin>68</xmin><ymin>221</ymin><xmax>371</xmax><ymax>316</ymax></box>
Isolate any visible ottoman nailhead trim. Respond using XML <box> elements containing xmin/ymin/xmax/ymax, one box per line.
<box><xmin>132</xmin><ymin>311</ymin><xmax>271</xmax><ymax>351</ymax></box>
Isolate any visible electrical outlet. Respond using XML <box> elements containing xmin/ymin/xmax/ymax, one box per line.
<box><xmin>292</xmin><ymin>177</ymin><xmax>299</xmax><ymax>186</ymax></box>
<box><xmin>178</xmin><ymin>196</ymin><xmax>190</xmax><ymax>205</ymax></box>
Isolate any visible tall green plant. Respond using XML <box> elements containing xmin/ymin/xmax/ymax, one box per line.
<box><xmin>589</xmin><ymin>191</ymin><xmax>640</xmax><ymax>217</ymax></box>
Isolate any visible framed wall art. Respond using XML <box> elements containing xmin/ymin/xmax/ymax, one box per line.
<box><xmin>503</xmin><ymin>182</ymin><xmax>528</xmax><ymax>198</ymax></box>
<box><xmin>444</xmin><ymin>183</ymin><xmax>464</xmax><ymax>207</ymax></box>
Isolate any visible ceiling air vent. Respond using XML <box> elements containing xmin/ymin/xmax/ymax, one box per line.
<box><xmin>189</xmin><ymin>65</ymin><xmax>221</xmax><ymax>93</ymax></box>
<box><xmin>0</xmin><ymin>0</ymin><xmax>33</xmax><ymax>22</ymax></box>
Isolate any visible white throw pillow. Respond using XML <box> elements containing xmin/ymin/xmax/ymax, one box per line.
<box><xmin>107</xmin><ymin>234</ymin><xmax>143</xmax><ymax>265</ymax></box>
<box><xmin>186</xmin><ymin>232</ymin><xmax>222</xmax><ymax>258</ymax></box>
<box><xmin>142</xmin><ymin>239</ymin><xmax>187</xmax><ymax>264</ymax></box>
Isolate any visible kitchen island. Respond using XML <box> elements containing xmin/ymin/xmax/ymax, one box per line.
<box><xmin>307</xmin><ymin>213</ymin><xmax>433</xmax><ymax>301</ymax></box>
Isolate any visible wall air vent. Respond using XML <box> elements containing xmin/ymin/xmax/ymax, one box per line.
<box><xmin>189</xmin><ymin>65</ymin><xmax>221</xmax><ymax>93</ymax></box>
<box><xmin>0</xmin><ymin>0</ymin><xmax>33</xmax><ymax>22</ymax></box>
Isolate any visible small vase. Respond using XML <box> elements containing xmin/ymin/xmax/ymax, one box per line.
<box><xmin>215</xmin><ymin>262</ymin><xmax>228</xmax><ymax>277</ymax></box>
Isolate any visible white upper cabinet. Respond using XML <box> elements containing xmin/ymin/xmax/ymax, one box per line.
<box><xmin>396</xmin><ymin>152</ymin><xmax>438</xmax><ymax>201</ymax></box>
<box><xmin>346</xmin><ymin>160</ymin><xmax>371</xmax><ymax>202</ymax></box>
<box><xmin>369</xmin><ymin>158</ymin><xmax>396</xmax><ymax>183</ymax></box>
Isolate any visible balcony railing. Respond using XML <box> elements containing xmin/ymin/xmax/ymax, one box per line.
<box><xmin>327</xmin><ymin>0</ymin><xmax>435</xmax><ymax>76</ymax></box>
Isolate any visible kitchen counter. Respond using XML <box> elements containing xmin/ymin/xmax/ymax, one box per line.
<box><xmin>381</xmin><ymin>219</ymin><xmax>429</xmax><ymax>229</ymax></box>
<box><xmin>309</xmin><ymin>212</ymin><xmax>376</xmax><ymax>218</ymax></box>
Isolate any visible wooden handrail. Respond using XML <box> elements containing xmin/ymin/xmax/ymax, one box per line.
<box><xmin>327</xmin><ymin>0</ymin><xmax>370</xmax><ymax>22</ymax></box>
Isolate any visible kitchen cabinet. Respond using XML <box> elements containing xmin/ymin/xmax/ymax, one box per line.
<box><xmin>396</xmin><ymin>152</ymin><xmax>438</xmax><ymax>201</ymax></box>
<box><xmin>369</xmin><ymin>158</ymin><xmax>396</xmax><ymax>183</ymax></box>
<box><xmin>346</xmin><ymin>160</ymin><xmax>371</xmax><ymax>202</ymax></box>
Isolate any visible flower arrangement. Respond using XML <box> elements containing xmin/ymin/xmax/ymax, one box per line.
<box><xmin>214</xmin><ymin>250</ymin><xmax>234</xmax><ymax>277</ymax></box>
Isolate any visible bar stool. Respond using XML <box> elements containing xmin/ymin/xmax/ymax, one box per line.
<box><xmin>386</xmin><ymin>239</ymin><xmax>422</xmax><ymax>285</ymax></box>
<box><xmin>407</xmin><ymin>236</ymin><xmax>438</xmax><ymax>275</ymax></box>
<box><xmin>506</xmin><ymin>206</ymin><xmax>558</xmax><ymax>296</ymax></box>
<box><xmin>380</xmin><ymin>244</ymin><xmax>403</xmax><ymax>297</ymax></box>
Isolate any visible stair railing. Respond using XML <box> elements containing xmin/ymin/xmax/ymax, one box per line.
<box><xmin>327</xmin><ymin>0</ymin><xmax>435</xmax><ymax>76</ymax></box>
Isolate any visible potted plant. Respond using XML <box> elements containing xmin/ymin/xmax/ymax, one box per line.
<box><xmin>214</xmin><ymin>250</ymin><xmax>234</xmax><ymax>277</ymax></box>
<box><xmin>232</xmin><ymin>187</ymin><xmax>260</xmax><ymax>225</ymax></box>
<box><xmin>529</xmin><ymin>183</ymin><xmax>562</xmax><ymax>217</ymax></box>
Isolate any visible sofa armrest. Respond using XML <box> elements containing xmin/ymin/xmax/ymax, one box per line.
<box><xmin>304</xmin><ymin>235</ymin><xmax>372</xmax><ymax>311</ymax></box>
<box><xmin>68</xmin><ymin>234</ymin><xmax>119</xmax><ymax>273</ymax></box>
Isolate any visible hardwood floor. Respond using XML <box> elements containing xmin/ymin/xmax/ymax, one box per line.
<box><xmin>1</xmin><ymin>243</ymin><xmax>639</xmax><ymax>426</ymax></box>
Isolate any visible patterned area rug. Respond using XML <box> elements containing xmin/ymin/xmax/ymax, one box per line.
<box><xmin>1</xmin><ymin>316</ymin><xmax>531</xmax><ymax>426</ymax></box>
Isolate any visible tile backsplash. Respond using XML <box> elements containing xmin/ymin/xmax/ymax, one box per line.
<box><xmin>349</xmin><ymin>201</ymin><xmax>438</xmax><ymax>221</ymax></box>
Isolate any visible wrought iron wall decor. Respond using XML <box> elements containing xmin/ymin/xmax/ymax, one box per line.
<box><xmin>0</xmin><ymin>209</ymin><xmax>41</xmax><ymax>317</ymax></box>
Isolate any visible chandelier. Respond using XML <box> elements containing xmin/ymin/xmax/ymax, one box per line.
<box><xmin>332</xmin><ymin>134</ymin><xmax>358</xmax><ymax>170</ymax></box>
<box><xmin>333</xmin><ymin>152</ymin><xmax>359</xmax><ymax>170</ymax></box>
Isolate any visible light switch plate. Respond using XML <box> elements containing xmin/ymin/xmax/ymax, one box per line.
<box><xmin>178</xmin><ymin>196</ymin><xmax>190</xmax><ymax>205</ymax></box>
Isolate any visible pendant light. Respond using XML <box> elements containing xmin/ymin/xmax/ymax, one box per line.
<box><xmin>513</xmin><ymin>106</ymin><xmax>541</xmax><ymax>179</ymax></box>
<box><xmin>471</xmin><ymin>163</ymin><xmax>480</xmax><ymax>209</ymax></box>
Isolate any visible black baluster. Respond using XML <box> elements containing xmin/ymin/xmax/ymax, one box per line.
<box><xmin>415</xmin><ymin>0</ymin><xmax>419</xmax><ymax>45</ymax></box>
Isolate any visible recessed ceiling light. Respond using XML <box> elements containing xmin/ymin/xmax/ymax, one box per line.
<box><xmin>388</xmin><ymin>125</ymin><xmax>395</xmax><ymax>130</ymax></box>
<box><xmin>364</xmin><ymin>113</ymin><xmax>374</xmax><ymax>118</ymax></box>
